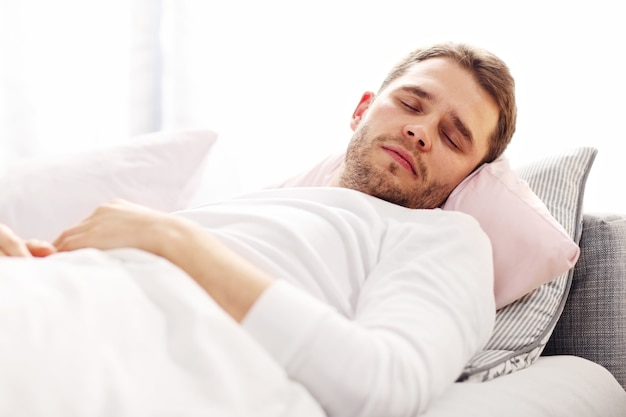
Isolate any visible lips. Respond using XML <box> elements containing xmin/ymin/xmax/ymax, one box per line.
<box><xmin>382</xmin><ymin>145</ymin><xmax>417</xmax><ymax>176</ymax></box>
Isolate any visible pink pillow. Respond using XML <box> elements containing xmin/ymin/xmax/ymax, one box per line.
<box><xmin>270</xmin><ymin>153</ymin><xmax>580</xmax><ymax>309</ymax></box>
<box><xmin>268</xmin><ymin>152</ymin><xmax>344</xmax><ymax>189</ymax></box>
<box><xmin>442</xmin><ymin>156</ymin><xmax>579</xmax><ymax>308</ymax></box>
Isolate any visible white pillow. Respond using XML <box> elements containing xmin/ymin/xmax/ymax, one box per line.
<box><xmin>0</xmin><ymin>129</ymin><xmax>218</xmax><ymax>242</ymax></box>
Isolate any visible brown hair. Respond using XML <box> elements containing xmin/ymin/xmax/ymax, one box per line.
<box><xmin>377</xmin><ymin>42</ymin><xmax>517</xmax><ymax>163</ymax></box>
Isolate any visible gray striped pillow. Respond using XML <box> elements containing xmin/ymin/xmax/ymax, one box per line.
<box><xmin>459</xmin><ymin>147</ymin><xmax>598</xmax><ymax>381</ymax></box>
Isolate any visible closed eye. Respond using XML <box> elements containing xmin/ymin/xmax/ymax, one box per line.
<box><xmin>442</xmin><ymin>130</ymin><xmax>459</xmax><ymax>149</ymax></box>
<box><xmin>401</xmin><ymin>101</ymin><xmax>421</xmax><ymax>113</ymax></box>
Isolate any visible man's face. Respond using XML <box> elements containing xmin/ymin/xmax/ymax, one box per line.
<box><xmin>336</xmin><ymin>57</ymin><xmax>499</xmax><ymax>209</ymax></box>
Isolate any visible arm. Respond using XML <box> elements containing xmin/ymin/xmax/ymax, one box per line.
<box><xmin>55</xmin><ymin>198</ymin><xmax>494</xmax><ymax>417</ymax></box>
<box><xmin>241</xmin><ymin>210</ymin><xmax>496</xmax><ymax>417</ymax></box>
<box><xmin>53</xmin><ymin>199</ymin><xmax>273</xmax><ymax>322</ymax></box>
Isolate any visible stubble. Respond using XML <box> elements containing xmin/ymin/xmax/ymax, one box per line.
<box><xmin>339</xmin><ymin>124</ymin><xmax>452</xmax><ymax>209</ymax></box>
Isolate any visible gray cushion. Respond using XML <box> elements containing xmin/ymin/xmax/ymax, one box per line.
<box><xmin>544</xmin><ymin>213</ymin><xmax>626</xmax><ymax>390</ymax></box>
<box><xmin>460</xmin><ymin>147</ymin><xmax>597</xmax><ymax>381</ymax></box>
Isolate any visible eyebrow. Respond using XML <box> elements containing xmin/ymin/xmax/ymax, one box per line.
<box><xmin>400</xmin><ymin>86</ymin><xmax>474</xmax><ymax>144</ymax></box>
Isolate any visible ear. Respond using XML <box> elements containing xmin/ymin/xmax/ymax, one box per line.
<box><xmin>350</xmin><ymin>91</ymin><xmax>375</xmax><ymax>131</ymax></box>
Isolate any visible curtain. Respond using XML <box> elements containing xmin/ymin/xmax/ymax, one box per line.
<box><xmin>0</xmin><ymin>0</ymin><xmax>134</xmax><ymax>164</ymax></box>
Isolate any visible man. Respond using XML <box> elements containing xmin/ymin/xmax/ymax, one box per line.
<box><xmin>0</xmin><ymin>42</ymin><xmax>516</xmax><ymax>416</ymax></box>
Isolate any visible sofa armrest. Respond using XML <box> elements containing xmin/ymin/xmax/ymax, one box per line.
<box><xmin>544</xmin><ymin>212</ymin><xmax>626</xmax><ymax>390</ymax></box>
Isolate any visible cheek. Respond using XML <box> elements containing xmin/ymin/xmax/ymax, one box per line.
<box><xmin>362</xmin><ymin>101</ymin><xmax>399</xmax><ymax>127</ymax></box>
<box><xmin>434</xmin><ymin>156</ymin><xmax>475</xmax><ymax>188</ymax></box>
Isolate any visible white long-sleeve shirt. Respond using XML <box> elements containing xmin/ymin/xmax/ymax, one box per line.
<box><xmin>175</xmin><ymin>187</ymin><xmax>495</xmax><ymax>417</ymax></box>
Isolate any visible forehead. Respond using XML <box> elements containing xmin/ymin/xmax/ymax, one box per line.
<box><xmin>384</xmin><ymin>57</ymin><xmax>498</xmax><ymax>154</ymax></box>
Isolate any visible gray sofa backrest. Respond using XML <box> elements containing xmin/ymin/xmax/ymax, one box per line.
<box><xmin>544</xmin><ymin>212</ymin><xmax>626</xmax><ymax>390</ymax></box>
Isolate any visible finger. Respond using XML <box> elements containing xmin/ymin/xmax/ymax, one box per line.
<box><xmin>109</xmin><ymin>198</ymin><xmax>131</xmax><ymax>205</ymax></box>
<box><xmin>25</xmin><ymin>239</ymin><xmax>58</xmax><ymax>257</ymax></box>
<box><xmin>54</xmin><ymin>233</ymin><xmax>90</xmax><ymax>253</ymax></box>
<box><xmin>53</xmin><ymin>221</ymin><xmax>92</xmax><ymax>248</ymax></box>
<box><xmin>0</xmin><ymin>225</ymin><xmax>32</xmax><ymax>257</ymax></box>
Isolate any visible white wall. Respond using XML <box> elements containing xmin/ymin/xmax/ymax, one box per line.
<box><xmin>166</xmin><ymin>1</ymin><xmax>625</xmax><ymax>212</ymax></box>
<box><xmin>1</xmin><ymin>0</ymin><xmax>624</xmax><ymax>212</ymax></box>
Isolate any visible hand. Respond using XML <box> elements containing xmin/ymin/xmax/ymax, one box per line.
<box><xmin>53</xmin><ymin>199</ymin><xmax>173</xmax><ymax>255</ymax></box>
<box><xmin>0</xmin><ymin>224</ymin><xmax>57</xmax><ymax>257</ymax></box>
<box><xmin>55</xmin><ymin>199</ymin><xmax>273</xmax><ymax>323</ymax></box>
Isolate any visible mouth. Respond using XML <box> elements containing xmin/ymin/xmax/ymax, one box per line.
<box><xmin>381</xmin><ymin>145</ymin><xmax>417</xmax><ymax>176</ymax></box>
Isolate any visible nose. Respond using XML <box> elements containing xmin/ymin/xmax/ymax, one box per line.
<box><xmin>402</xmin><ymin>124</ymin><xmax>432</xmax><ymax>152</ymax></box>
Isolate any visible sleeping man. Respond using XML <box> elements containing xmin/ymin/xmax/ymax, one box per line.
<box><xmin>0</xmin><ymin>42</ymin><xmax>516</xmax><ymax>417</ymax></box>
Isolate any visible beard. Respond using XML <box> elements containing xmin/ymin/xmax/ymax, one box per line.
<box><xmin>338</xmin><ymin>124</ymin><xmax>454</xmax><ymax>209</ymax></box>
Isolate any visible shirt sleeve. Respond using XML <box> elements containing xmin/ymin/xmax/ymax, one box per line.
<box><xmin>242</xmin><ymin>212</ymin><xmax>495</xmax><ymax>417</ymax></box>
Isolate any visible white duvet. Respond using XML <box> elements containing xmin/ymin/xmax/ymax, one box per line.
<box><xmin>0</xmin><ymin>248</ymin><xmax>325</xmax><ymax>417</ymax></box>
<box><xmin>0</xmin><ymin>188</ymin><xmax>495</xmax><ymax>417</ymax></box>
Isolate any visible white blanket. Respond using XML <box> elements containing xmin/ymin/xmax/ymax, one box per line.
<box><xmin>0</xmin><ymin>248</ymin><xmax>325</xmax><ymax>417</ymax></box>
<box><xmin>0</xmin><ymin>188</ymin><xmax>495</xmax><ymax>417</ymax></box>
